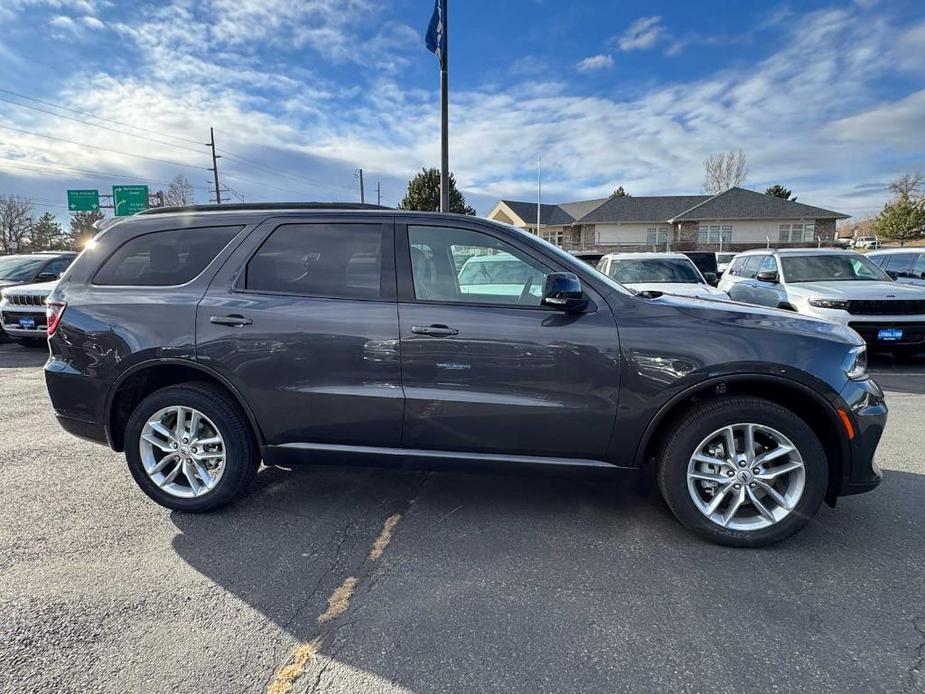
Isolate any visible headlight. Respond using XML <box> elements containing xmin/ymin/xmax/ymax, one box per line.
<box><xmin>809</xmin><ymin>298</ymin><xmax>849</xmax><ymax>309</ymax></box>
<box><xmin>0</xmin><ymin>290</ymin><xmax>7</xmax><ymax>306</ymax></box>
<box><xmin>843</xmin><ymin>345</ymin><xmax>868</xmax><ymax>380</ymax></box>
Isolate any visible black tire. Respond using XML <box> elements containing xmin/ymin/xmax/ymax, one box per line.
<box><xmin>656</xmin><ymin>397</ymin><xmax>827</xmax><ymax>548</ymax></box>
<box><xmin>124</xmin><ymin>382</ymin><xmax>260</xmax><ymax>512</ymax></box>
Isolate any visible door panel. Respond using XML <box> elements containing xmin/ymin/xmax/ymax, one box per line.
<box><xmin>397</xmin><ymin>222</ymin><xmax>620</xmax><ymax>460</ymax></box>
<box><xmin>196</xmin><ymin>217</ymin><xmax>403</xmax><ymax>447</ymax></box>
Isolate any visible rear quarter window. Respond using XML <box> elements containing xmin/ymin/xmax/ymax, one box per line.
<box><xmin>93</xmin><ymin>226</ymin><xmax>242</xmax><ymax>286</ymax></box>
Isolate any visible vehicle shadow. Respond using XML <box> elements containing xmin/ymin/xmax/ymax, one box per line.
<box><xmin>869</xmin><ymin>351</ymin><xmax>925</xmax><ymax>394</ymax></box>
<box><xmin>169</xmin><ymin>463</ymin><xmax>925</xmax><ymax>693</ymax></box>
<box><xmin>0</xmin><ymin>342</ymin><xmax>48</xmax><ymax>369</ymax></box>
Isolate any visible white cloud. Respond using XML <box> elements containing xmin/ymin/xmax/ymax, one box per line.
<box><xmin>48</xmin><ymin>14</ymin><xmax>75</xmax><ymax>29</ymax></box>
<box><xmin>576</xmin><ymin>54</ymin><xmax>613</xmax><ymax>72</ymax></box>
<box><xmin>81</xmin><ymin>14</ymin><xmax>104</xmax><ymax>29</ymax></box>
<box><xmin>1</xmin><ymin>1</ymin><xmax>923</xmax><ymax>218</ymax></box>
<box><xmin>617</xmin><ymin>16</ymin><xmax>667</xmax><ymax>51</ymax></box>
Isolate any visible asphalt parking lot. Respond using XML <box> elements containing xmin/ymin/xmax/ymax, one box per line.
<box><xmin>1</xmin><ymin>342</ymin><xmax>924</xmax><ymax>694</ymax></box>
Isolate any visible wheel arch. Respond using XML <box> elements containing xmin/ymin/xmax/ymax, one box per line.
<box><xmin>635</xmin><ymin>374</ymin><xmax>849</xmax><ymax>506</ymax></box>
<box><xmin>106</xmin><ymin>359</ymin><xmax>265</xmax><ymax>452</ymax></box>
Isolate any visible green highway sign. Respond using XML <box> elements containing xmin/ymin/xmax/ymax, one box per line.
<box><xmin>113</xmin><ymin>185</ymin><xmax>149</xmax><ymax>216</ymax></box>
<box><xmin>67</xmin><ymin>189</ymin><xmax>100</xmax><ymax>212</ymax></box>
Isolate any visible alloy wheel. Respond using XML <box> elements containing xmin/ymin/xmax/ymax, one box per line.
<box><xmin>138</xmin><ymin>406</ymin><xmax>226</xmax><ymax>498</ymax></box>
<box><xmin>686</xmin><ymin>422</ymin><xmax>806</xmax><ymax>531</ymax></box>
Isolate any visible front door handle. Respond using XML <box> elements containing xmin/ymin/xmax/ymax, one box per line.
<box><xmin>210</xmin><ymin>314</ymin><xmax>253</xmax><ymax>327</ymax></box>
<box><xmin>411</xmin><ymin>324</ymin><xmax>459</xmax><ymax>337</ymax></box>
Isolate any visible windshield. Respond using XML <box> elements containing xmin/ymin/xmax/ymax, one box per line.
<box><xmin>608</xmin><ymin>258</ymin><xmax>703</xmax><ymax>284</ymax></box>
<box><xmin>780</xmin><ymin>254</ymin><xmax>891</xmax><ymax>282</ymax></box>
<box><xmin>717</xmin><ymin>253</ymin><xmax>736</xmax><ymax>264</ymax></box>
<box><xmin>0</xmin><ymin>256</ymin><xmax>44</xmax><ymax>282</ymax></box>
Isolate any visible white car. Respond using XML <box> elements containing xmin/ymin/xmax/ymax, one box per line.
<box><xmin>597</xmin><ymin>252</ymin><xmax>729</xmax><ymax>301</ymax></box>
<box><xmin>853</xmin><ymin>236</ymin><xmax>882</xmax><ymax>250</ymax></box>
<box><xmin>0</xmin><ymin>280</ymin><xmax>56</xmax><ymax>346</ymax></box>
<box><xmin>716</xmin><ymin>252</ymin><xmax>737</xmax><ymax>276</ymax></box>
<box><xmin>718</xmin><ymin>248</ymin><xmax>925</xmax><ymax>349</ymax></box>
<box><xmin>456</xmin><ymin>252</ymin><xmax>545</xmax><ymax>299</ymax></box>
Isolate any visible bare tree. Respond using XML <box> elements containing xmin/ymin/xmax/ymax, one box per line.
<box><xmin>887</xmin><ymin>172</ymin><xmax>924</xmax><ymax>199</ymax></box>
<box><xmin>165</xmin><ymin>174</ymin><xmax>196</xmax><ymax>207</ymax></box>
<box><xmin>703</xmin><ymin>149</ymin><xmax>748</xmax><ymax>194</ymax></box>
<box><xmin>0</xmin><ymin>195</ymin><xmax>33</xmax><ymax>255</ymax></box>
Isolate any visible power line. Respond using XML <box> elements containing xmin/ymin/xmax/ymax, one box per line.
<box><xmin>0</xmin><ymin>88</ymin><xmax>362</xmax><ymax>198</ymax></box>
<box><xmin>0</xmin><ymin>156</ymin><xmax>208</xmax><ymax>190</ymax></box>
<box><xmin>216</xmin><ymin>149</ymin><xmax>350</xmax><ymax>193</ymax></box>
<box><xmin>0</xmin><ymin>125</ymin><xmax>211</xmax><ymax>171</ymax></box>
<box><xmin>0</xmin><ymin>95</ymin><xmax>208</xmax><ymax>155</ymax></box>
<box><xmin>0</xmin><ymin>87</ymin><xmax>205</xmax><ymax>146</ymax></box>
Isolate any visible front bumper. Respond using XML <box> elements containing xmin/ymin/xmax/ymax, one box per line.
<box><xmin>800</xmin><ymin>307</ymin><xmax>925</xmax><ymax>347</ymax></box>
<box><xmin>1</xmin><ymin>307</ymin><xmax>48</xmax><ymax>339</ymax></box>
<box><xmin>837</xmin><ymin>377</ymin><xmax>886</xmax><ymax>496</ymax></box>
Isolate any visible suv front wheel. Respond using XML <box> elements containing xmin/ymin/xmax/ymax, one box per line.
<box><xmin>657</xmin><ymin>397</ymin><xmax>827</xmax><ymax>547</ymax></box>
<box><xmin>124</xmin><ymin>382</ymin><xmax>260</xmax><ymax>512</ymax></box>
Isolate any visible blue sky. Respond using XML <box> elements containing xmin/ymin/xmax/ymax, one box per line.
<box><xmin>0</xmin><ymin>0</ymin><xmax>923</xmax><ymax>221</ymax></box>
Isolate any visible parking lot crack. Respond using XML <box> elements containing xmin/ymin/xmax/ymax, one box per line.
<box><xmin>908</xmin><ymin>614</ymin><xmax>925</xmax><ymax>692</ymax></box>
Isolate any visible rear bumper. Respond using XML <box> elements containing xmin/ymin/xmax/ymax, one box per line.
<box><xmin>837</xmin><ymin>377</ymin><xmax>886</xmax><ymax>497</ymax></box>
<box><xmin>54</xmin><ymin>413</ymin><xmax>109</xmax><ymax>447</ymax></box>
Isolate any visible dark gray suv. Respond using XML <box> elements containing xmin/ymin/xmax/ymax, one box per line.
<box><xmin>45</xmin><ymin>204</ymin><xmax>886</xmax><ymax>546</ymax></box>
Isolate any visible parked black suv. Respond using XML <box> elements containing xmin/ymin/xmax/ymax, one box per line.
<box><xmin>45</xmin><ymin>204</ymin><xmax>886</xmax><ymax>546</ymax></box>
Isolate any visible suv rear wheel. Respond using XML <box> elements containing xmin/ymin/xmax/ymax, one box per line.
<box><xmin>124</xmin><ymin>382</ymin><xmax>260</xmax><ymax>512</ymax></box>
<box><xmin>657</xmin><ymin>397</ymin><xmax>827</xmax><ymax>547</ymax></box>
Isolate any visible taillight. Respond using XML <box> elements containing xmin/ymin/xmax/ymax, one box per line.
<box><xmin>46</xmin><ymin>301</ymin><xmax>67</xmax><ymax>337</ymax></box>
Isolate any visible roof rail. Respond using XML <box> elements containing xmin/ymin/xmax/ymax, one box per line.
<box><xmin>136</xmin><ymin>202</ymin><xmax>392</xmax><ymax>216</ymax></box>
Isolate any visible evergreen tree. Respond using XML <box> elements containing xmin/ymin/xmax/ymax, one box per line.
<box><xmin>874</xmin><ymin>192</ymin><xmax>925</xmax><ymax>246</ymax></box>
<box><xmin>29</xmin><ymin>212</ymin><xmax>67</xmax><ymax>251</ymax></box>
<box><xmin>69</xmin><ymin>210</ymin><xmax>106</xmax><ymax>249</ymax></box>
<box><xmin>764</xmin><ymin>184</ymin><xmax>794</xmax><ymax>200</ymax></box>
<box><xmin>398</xmin><ymin>168</ymin><xmax>476</xmax><ymax>215</ymax></box>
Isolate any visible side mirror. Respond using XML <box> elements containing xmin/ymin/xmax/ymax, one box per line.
<box><xmin>542</xmin><ymin>272</ymin><xmax>587</xmax><ymax>312</ymax></box>
<box><xmin>35</xmin><ymin>272</ymin><xmax>60</xmax><ymax>282</ymax></box>
<box><xmin>756</xmin><ymin>270</ymin><xmax>779</xmax><ymax>283</ymax></box>
<box><xmin>704</xmin><ymin>271</ymin><xmax>718</xmax><ymax>285</ymax></box>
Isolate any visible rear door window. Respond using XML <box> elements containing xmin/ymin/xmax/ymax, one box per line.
<box><xmin>245</xmin><ymin>223</ymin><xmax>386</xmax><ymax>300</ymax></box>
<box><xmin>94</xmin><ymin>226</ymin><xmax>242</xmax><ymax>286</ymax></box>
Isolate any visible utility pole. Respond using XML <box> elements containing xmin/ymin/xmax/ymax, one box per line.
<box><xmin>376</xmin><ymin>181</ymin><xmax>381</xmax><ymax>206</ymax></box>
<box><xmin>439</xmin><ymin>0</ymin><xmax>449</xmax><ymax>212</ymax></box>
<box><xmin>356</xmin><ymin>168</ymin><xmax>365</xmax><ymax>203</ymax></box>
<box><xmin>536</xmin><ymin>156</ymin><xmax>542</xmax><ymax>237</ymax></box>
<box><xmin>207</xmin><ymin>127</ymin><xmax>222</xmax><ymax>204</ymax></box>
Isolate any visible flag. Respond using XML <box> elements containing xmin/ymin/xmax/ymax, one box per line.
<box><xmin>425</xmin><ymin>0</ymin><xmax>445</xmax><ymax>67</ymax></box>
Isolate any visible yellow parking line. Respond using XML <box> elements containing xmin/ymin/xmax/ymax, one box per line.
<box><xmin>265</xmin><ymin>512</ymin><xmax>404</xmax><ymax>694</ymax></box>
<box><xmin>266</xmin><ymin>641</ymin><xmax>320</xmax><ymax>694</ymax></box>
<box><xmin>318</xmin><ymin>577</ymin><xmax>358</xmax><ymax>624</ymax></box>
<box><xmin>369</xmin><ymin>513</ymin><xmax>401</xmax><ymax>561</ymax></box>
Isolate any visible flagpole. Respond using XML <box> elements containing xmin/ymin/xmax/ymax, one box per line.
<box><xmin>439</xmin><ymin>0</ymin><xmax>449</xmax><ymax>213</ymax></box>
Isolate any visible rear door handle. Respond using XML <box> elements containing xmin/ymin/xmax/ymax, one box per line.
<box><xmin>411</xmin><ymin>324</ymin><xmax>459</xmax><ymax>337</ymax></box>
<box><xmin>210</xmin><ymin>314</ymin><xmax>253</xmax><ymax>327</ymax></box>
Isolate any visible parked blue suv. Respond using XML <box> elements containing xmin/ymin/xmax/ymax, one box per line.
<box><xmin>45</xmin><ymin>204</ymin><xmax>885</xmax><ymax>546</ymax></box>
